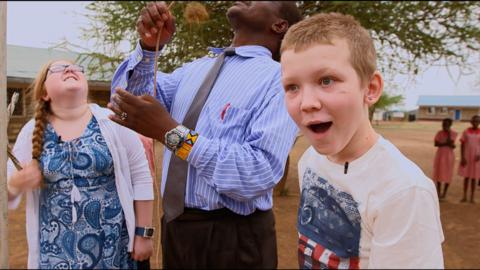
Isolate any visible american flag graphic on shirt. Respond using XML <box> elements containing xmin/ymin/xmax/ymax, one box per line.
<box><xmin>298</xmin><ymin>234</ymin><xmax>359</xmax><ymax>269</ymax></box>
<box><xmin>298</xmin><ymin>168</ymin><xmax>361</xmax><ymax>269</ymax></box>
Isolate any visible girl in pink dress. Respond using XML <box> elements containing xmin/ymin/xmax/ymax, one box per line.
<box><xmin>433</xmin><ymin>118</ymin><xmax>457</xmax><ymax>199</ymax></box>
<box><xmin>459</xmin><ymin>115</ymin><xmax>480</xmax><ymax>203</ymax></box>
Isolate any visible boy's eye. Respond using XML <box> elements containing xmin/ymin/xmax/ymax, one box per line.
<box><xmin>320</xmin><ymin>77</ymin><xmax>334</xmax><ymax>86</ymax></box>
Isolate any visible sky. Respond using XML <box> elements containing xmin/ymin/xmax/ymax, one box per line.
<box><xmin>6</xmin><ymin>1</ymin><xmax>480</xmax><ymax>111</ymax></box>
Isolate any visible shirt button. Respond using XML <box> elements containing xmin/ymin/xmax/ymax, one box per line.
<box><xmin>145</xmin><ymin>58</ymin><xmax>150</xmax><ymax>63</ymax></box>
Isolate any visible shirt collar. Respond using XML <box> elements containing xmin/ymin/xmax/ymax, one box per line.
<box><xmin>208</xmin><ymin>45</ymin><xmax>272</xmax><ymax>58</ymax></box>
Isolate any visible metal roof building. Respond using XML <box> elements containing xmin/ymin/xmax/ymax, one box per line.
<box><xmin>7</xmin><ymin>44</ymin><xmax>110</xmax><ymax>83</ymax></box>
<box><xmin>417</xmin><ymin>95</ymin><xmax>480</xmax><ymax>121</ymax></box>
<box><xmin>417</xmin><ymin>95</ymin><xmax>480</xmax><ymax>108</ymax></box>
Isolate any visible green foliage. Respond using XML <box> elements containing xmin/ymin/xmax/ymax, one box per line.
<box><xmin>369</xmin><ymin>92</ymin><xmax>404</xmax><ymax>121</ymax></box>
<box><xmin>69</xmin><ymin>1</ymin><xmax>480</xmax><ymax>78</ymax></box>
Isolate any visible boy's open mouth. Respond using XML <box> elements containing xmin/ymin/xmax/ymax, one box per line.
<box><xmin>308</xmin><ymin>121</ymin><xmax>333</xmax><ymax>134</ymax></box>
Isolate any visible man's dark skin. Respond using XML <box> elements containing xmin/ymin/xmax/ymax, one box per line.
<box><xmin>107</xmin><ymin>1</ymin><xmax>294</xmax><ymax>144</ymax></box>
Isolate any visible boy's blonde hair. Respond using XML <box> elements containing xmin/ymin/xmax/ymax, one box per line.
<box><xmin>280</xmin><ymin>12</ymin><xmax>377</xmax><ymax>86</ymax></box>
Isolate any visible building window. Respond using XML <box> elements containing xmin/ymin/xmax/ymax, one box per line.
<box><xmin>427</xmin><ymin>107</ymin><xmax>435</xmax><ymax>115</ymax></box>
<box><xmin>7</xmin><ymin>87</ymin><xmax>25</xmax><ymax>117</ymax></box>
<box><xmin>440</xmin><ymin>107</ymin><xmax>448</xmax><ymax>115</ymax></box>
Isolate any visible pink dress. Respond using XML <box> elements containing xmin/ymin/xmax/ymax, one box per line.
<box><xmin>458</xmin><ymin>128</ymin><xmax>480</xmax><ymax>179</ymax></box>
<box><xmin>138</xmin><ymin>134</ymin><xmax>156</xmax><ymax>178</ymax></box>
<box><xmin>433</xmin><ymin>130</ymin><xmax>457</xmax><ymax>183</ymax></box>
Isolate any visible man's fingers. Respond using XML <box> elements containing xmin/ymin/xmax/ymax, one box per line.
<box><xmin>155</xmin><ymin>2</ymin><xmax>169</xmax><ymax>15</ymax></box>
<box><xmin>107</xmin><ymin>101</ymin><xmax>123</xmax><ymax>116</ymax></box>
<box><xmin>141</xmin><ymin>8</ymin><xmax>157</xmax><ymax>36</ymax></box>
<box><xmin>112</xmin><ymin>95</ymin><xmax>137</xmax><ymax>118</ymax></box>
<box><xmin>146</xmin><ymin>3</ymin><xmax>163</xmax><ymax>30</ymax></box>
<box><xmin>140</xmin><ymin>94</ymin><xmax>158</xmax><ymax>103</ymax></box>
<box><xmin>107</xmin><ymin>101</ymin><xmax>132</xmax><ymax>127</ymax></box>
<box><xmin>116</xmin><ymin>88</ymin><xmax>140</xmax><ymax>102</ymax></box>
<box><xmin>114</xmin><ymin>88</ymin><xmax>145</xmax><ymax>111</ymax></box>
<box><xmin>107</xmin><ymin>109</ymin><xmax>129</xmax><ymax>128</ymax></box>
<box><xmin>137</xmin><ymin>18</ymin><xmax>150</xmax><ymax>38</ymax></box>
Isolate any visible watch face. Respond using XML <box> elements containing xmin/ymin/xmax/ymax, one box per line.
<box><xmin>145</xmin><ymin>228</ymin><xmax>155</xmax><ymax>237</ymax></box>
<box><xmin>167</xmin><ymin>133</ymin><xmax>181</xmax><ymax>145</ymax></box>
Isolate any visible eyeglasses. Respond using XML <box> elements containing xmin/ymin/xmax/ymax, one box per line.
<box><xmin>48</xmin><ymin>64</ymin><xmax>85</xmax><ymax>74</ymax></box>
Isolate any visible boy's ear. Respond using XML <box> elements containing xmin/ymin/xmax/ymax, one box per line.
<box><xmin>272</xmin><ymin>19</ymin><xmax>289</xmax><ymax>35</ymax></box>
<box><xmin>364</xmin><ymin>71</ymin><xmax>383</xmax><ymax>106</ymax></box>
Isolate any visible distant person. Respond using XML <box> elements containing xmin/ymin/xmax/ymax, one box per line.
<box><xmin>433</xmin><ymin>118</ymin><xmax>457</xmax><ymax>200</ymax></box>
<box><xmin>459</xmin><ymin>115</ymin><xmax>480</xmax><ymax>203</ymax></box>
<box><xmin>6</xmin><ymin>60</ymin><xmax>154</xmax><ymax>269</ymax></box>
<box><xmin>281</xmin><ymin>13</ymin><xmax>444</xmax><ymax>268</ymax></box>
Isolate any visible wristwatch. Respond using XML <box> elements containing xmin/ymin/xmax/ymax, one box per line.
<box><xmin>164</xmin><ymin>125</ymin><xmax>190</xmax><ymax>153</ymax></box>
<box><xmin>135</xmin><ymin>226</ymin><xmax>155</xmax><ymax>238</ymax></box>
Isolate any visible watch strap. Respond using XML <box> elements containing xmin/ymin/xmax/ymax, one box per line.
<box><xmin>135</xmin><ymin>226</ymin><xmax>155</xmax><ymax>238</ymax></box>
<box><xmin>175</xmin><ymin>129</ymin><xmax>199</xmax><ymax>160</ymax></box>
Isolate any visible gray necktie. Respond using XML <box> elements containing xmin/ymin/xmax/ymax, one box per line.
<box><xmin>163</xmin><ymin>47</ymin><xmax>236</xmax><ymax>222</ymax></box>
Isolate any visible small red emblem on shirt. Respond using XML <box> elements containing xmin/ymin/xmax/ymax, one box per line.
<box><xmin>221</xmin><ymin>103</ymin><xmax>231</xmax><ymax>121</ymax></box>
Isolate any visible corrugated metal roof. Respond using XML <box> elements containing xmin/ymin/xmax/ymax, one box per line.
<box><xmin>7</xmin><ymin>44</ymin><xmax>110</xmax><ymax>82</ymax></box>
<box><xmin>417</xmin><ymin>95</ymin><xmax>480</xmax><ymax>107</ymax></box>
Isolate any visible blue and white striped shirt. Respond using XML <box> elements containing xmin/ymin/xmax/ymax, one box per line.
<box><xmin>111</xmin><ymin>42</ymin><xmax>298</xmax><ymax>215</ymax></box>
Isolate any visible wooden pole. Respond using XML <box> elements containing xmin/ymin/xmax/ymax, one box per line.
<box><xmin>0</xmin><ymin>2</ymin><xmax>9</xmax><ymax>268</ymax></box>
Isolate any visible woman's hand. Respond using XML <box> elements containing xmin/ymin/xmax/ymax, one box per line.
<box><xmin>8</xmin><ymin>160</ymin><xmax>42</xmax><ymax>196</ymax></box>
<box><xmin>131</xmin><ymin>235</ymin><xmax>154</xmax><ymax>261</ymax></box>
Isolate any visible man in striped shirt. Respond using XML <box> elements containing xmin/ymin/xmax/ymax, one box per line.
<box><xmin>108</xmin><ymin>1</ymin><xmax>302</xmax><ymax>268</ymax></box>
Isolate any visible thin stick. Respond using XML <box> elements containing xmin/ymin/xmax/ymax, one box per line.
<box><xmin>6</xmin><ymin>91</ymin><xmax>19</xmax><ymax>127</ymax></box>
<box><xmin>6</xmin><ymin>91</ymin><xmax>22</xmax><ymax>170</ymax></box>
<box><xmin>152</xmin><ymin>2</ymin><xmax>174</xmax><ymax>267</ymax></box>
<box><xmin>152</xmin><ymin>34</ymin><xmax>161</xmax><ymax>98</ymax></box>
<box><xmin>7</xmin><ymin>145</ymin><xmax>22</xmax><ymax>171</ymax></box>
<box><xmin>152</xmin><ymin>1</ymin><xmax>174</xmax><ymax>98</ymax></box>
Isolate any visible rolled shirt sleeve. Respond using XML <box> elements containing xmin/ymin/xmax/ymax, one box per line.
<box><xmin>111</xmin><ymin>40</ymin><xmax>186</xmax><ymax>112</ymax></box>
<box><xmin>187</xmin><ymin>91</ymin><xmax>298</xmax><ymax>201</ymax></box>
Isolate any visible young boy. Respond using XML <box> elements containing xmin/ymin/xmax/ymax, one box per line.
<box><xmin>280</xmin><ymin>13</ymin><xmax>444</xmax><ymax>269</ymax></box>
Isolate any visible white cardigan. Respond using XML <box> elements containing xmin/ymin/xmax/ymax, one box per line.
<box><xmin>7</xmin><ymin>104</ymin><xmax>154</xmax><ymax>268</ymax></box>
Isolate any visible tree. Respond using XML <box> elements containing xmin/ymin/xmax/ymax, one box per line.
<box><xmin>369</xmin><ymin>93</ymin><xmax>404</xmax><ymax>121</ymax></box>
<box><xmin>67</xmin><ymin>1</ymin><xmax>480</xmax><ymax>79</ymax></box>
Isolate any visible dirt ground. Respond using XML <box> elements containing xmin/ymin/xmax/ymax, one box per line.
<box><xmin>8</xmin><ymin>120</ymin><xmax>480</xmax><ymax>268</ymax></box>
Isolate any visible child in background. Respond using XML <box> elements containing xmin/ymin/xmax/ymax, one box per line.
<box><xmin>459</xmin><ymin>115</ymin><xmax>480</xmax><ymax>203</ymax></box>
<box><xmin>281</xmin><ymin>13</ymin><xmax>444</xmax><ymax>269</ymax></box>
<box><xmin>433</xmin><ymin>118</ymin><xmax>457</xmax><ymax>200</ymax></box>
<box><xmin>7</xmin><ymin>60</ymin><xmax>154</xmax><ymax>269</ymax></box>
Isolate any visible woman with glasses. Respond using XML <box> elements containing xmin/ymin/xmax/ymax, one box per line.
<box><xmin>6</xmin><ymin>60</ymin><xmax>154</xmax><ymax>269</ymax></box>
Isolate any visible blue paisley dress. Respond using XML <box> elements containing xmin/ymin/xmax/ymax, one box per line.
<box><xmin>38</xmin><ymin>116</ymin><xmax>136</xmax><ymax>269</ymax></box>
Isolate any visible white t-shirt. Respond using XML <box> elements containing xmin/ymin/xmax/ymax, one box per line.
<box><xmin>297</xmin><ymin>136</ymin><xmax>444</xmax><ymax>269</ymax></box>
